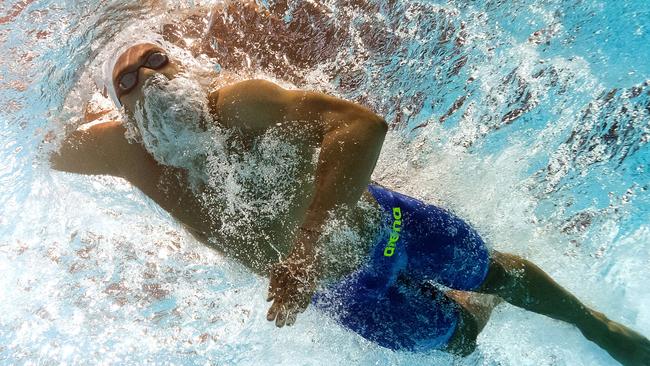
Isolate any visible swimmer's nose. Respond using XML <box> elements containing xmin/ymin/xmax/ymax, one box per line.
<box><xmin>117</xmin><ymin>68</ymin><xmax>166</xmax><ymax>106</ymax></box>
<box><xmin>138</xmin><ymin>63</ymin><xmax>179</xmax><ymax>89</ymax></box>
<box><xmin>139</xmin><ymin>67</ymin><xmax>165</xmax><ymax>86</ymax></box>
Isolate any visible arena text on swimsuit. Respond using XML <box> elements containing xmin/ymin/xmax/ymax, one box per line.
<box><xmin>383</xmin><ymin>207</ymin><xmax>402</xmax><ymax>256</ymax></box>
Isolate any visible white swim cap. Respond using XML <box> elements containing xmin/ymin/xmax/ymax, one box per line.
<box><xmin>95</xmin><ymin>27</ymin><xmax>217</xmax><ymax>109</ymax></box>
<box><xmin>98</xmin><ymin>31</ymin><xmax>167</xmax><ymax>108</ymax></box>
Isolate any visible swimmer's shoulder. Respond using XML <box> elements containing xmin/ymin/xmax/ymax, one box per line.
<box><xmin>207</xmin><ymin>79</ymin><xmax>332</xmax><ymax>136</ymax></box>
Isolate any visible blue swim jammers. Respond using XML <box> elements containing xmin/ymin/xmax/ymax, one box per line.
<box><xmin>311</xmin><ymin>184</ymin><xmax>490</xmax><ymax>352</ymax></box>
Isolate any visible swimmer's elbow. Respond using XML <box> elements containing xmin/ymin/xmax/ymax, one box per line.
<box><xmin>49</xmin><ymin>144</ymin><xmax>112</xmax><ymax>176</ymax></box>
<box><xmin>49</xmin><ymin>150</ymin><xmax>67</xmax><ymax>172</ymax></box>
<box><xmin>364</xmin><ymin>113</ymin><xmax>388</xmax><ymax>136</ymax></box>
<box><xmin>332</xmin><ymin>105</ymin><xmax>388</xmax><ymax>141</ymax></box>
<box><xmin>49</xmin><ymin>131</ymin><xmax>86</xmax><ymax>173</ymax></box>
<box><xmin>295</xmin><ymin>91</ymin><xmax>388</xmax><ymax>137</ymax></box>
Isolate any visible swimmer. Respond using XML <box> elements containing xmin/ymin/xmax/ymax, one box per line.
<box><xmin>50</xmin><ymin>39</ymin><xmax>649</xmax><ymax>366</ymax></box>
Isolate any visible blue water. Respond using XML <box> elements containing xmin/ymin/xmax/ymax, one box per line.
<box><xmin>1</xmin><ymin>0</ymin><xmax>649</xmax><ymax>364</ymax></box>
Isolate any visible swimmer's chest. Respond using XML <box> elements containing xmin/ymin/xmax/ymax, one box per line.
<box><xmin>222</xmin><ymin>133</ymin><xmax>317</xmax><ymax>224</ymax></box>
<box><xmin>147</xmin><ymin>147</ymin><xmax>380</xmax><ymax>277</ymax></box>
<box><xmin>224</xmin><ymin>126</ymin><xmax>318</xmax><ymax>207</ymax></box>
<box><xmin>201</xmin><ymin>129</ymin><xmax>320</xmax><ymax>266</ymax></box>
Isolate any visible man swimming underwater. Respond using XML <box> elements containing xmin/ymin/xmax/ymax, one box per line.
<box><xmin>50</xmin><ymin>38</ymin><xmax>650</xmax><ymax>366</ymax></box>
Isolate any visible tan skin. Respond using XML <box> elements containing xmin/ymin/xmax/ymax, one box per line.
<box><xmin>50</xmin><ymin>42</ymin><xmax>650</xmax><ymax>365</ymax></box>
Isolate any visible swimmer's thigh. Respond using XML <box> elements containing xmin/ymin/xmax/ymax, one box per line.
<box><xmin>312</xmin><ymin>273</ymin><xmax>460</xmax><ymax>352</ymax></box>
<box><xmin>402</xmin><ymin>203</ymin><xmax>490</xmax><ymax>291</ymax></box>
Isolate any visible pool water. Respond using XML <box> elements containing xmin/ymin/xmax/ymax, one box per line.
<box><xmin>1</xmin><ymin>0</ymin><xmax>649</xmax><ymax>364</ymax></box>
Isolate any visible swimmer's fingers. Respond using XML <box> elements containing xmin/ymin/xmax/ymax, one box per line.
<box><xmin>267</xmin><ymin>287</ymin><xmax>291</xmax><ymax>325</ymax></box>
<box><xmin>296</xmin><ymin>295</ymin><xmax>311</xmax><ymax>313</ymax></box>
<box><xmin>268</xmin><ymin>297</ymin><xmax>294</xmax><ymax>327</ymax></box>
<box><xmin>285</xmin><ymin>307</ymin><xmax>299</xmax><ymax>326</ymax></box>
<box><xmin>283</xmin><ymin>289</ymin><xmax>312</xmax><ymax>327</ymax></box>
<box><xmin>266</xmin><ymin>263</ymin><xmax>285</xmax><ymax>301</ymax></box>
<box><xmin>266</xmin><ymin>258</ymin><xmax>315</xmax><ymax>327</ymax></box>
<box><xmin>267</xmin><ymin>297</ymin><xmax>309</xmax><ymax>327</ymax></box>
<box><xmin>267</xmin><ymin>290</ymin><xmax>306</xmax><ymax>327</ymax></box>
<box><xmin>275</xmin><ymin>304</ymin><xmax>289</xmax><ymax>327</ymax></box>
<box><xmin>266</xmin><ymin>297</ymin><xmax>283</xmax><ymax>322</ymax></box>
<box><xmin>281</xmin><ymin>300</ymin><xmax>305</xmax><ymax>327</ymax></box>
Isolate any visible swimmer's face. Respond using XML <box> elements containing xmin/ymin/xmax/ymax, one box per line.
<box><xmin>112</xmin><ymin>43</ymin><xmax>180</xmax><ymax>112</ymax></box>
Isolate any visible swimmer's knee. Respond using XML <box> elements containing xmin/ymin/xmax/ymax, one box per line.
<box><xmin>489</xmin><ymin>250</ymin><xmax>520</xmax><ymax>267</ymax></box>
<box><xmin>444</xmin><ymin>306</ymin><xmax>479</xmax><ymax>357</ymax></box>
<box><xmin>478</xmin><ymin>250</ymin><xmax>539</xmax><ymax>295</ymax></box>
<box><xmin>476</xmin><ymin>250</ymin><xmax>520</xmax><ymax>294</ymax></box>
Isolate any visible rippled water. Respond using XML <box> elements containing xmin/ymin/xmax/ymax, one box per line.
<box><xmin>1</xmin><ymin>0</ymin><xmax>648</xmax><ymax>364</ymax></box>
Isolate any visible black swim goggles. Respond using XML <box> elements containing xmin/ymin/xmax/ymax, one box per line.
<box><xmin>115</xmin><ymin>50</ymin><xmax>169</xmax><ymax>103</ymax></box>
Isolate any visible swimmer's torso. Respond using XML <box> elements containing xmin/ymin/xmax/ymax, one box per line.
<box><xmin>117</xmin><ymin>120</ymin><xmax>382</xmax><ymax>280</ymax></box>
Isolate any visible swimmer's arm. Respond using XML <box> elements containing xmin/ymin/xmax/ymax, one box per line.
<box><xmin>213</xmin><ymin>79</ymin><xmax>388</xmax><ymax>236</ymax></box>
<box><xmin>273</xmin><ymin>86</ymin><xmax>387</xmax><ymax>327</ymax></box>
<box><xmin>291</xmin><ymin>93</ymin><xmax>388</xmax><ymax>236</ymax></box>
<box><xmin>49</xmin><ymin>121</ymin><xmax>124</xmax><ymax>176</ymax></box>
<box><xmin>216</xmin><ymin>80</ymin><xmax>387</xmax><ymax>326</ymax></box>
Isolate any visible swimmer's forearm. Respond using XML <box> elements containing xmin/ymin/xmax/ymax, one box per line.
<box><xmin>49</xmin><ymin>122</ymin><xmax>122</xmax><ymax>176</ymax></box>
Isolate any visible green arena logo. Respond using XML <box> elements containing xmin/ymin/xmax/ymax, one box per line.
<box><xmin>383</xmin><ymin>207</ymin><xmax>402</xmax><ymax>257</ymax></box>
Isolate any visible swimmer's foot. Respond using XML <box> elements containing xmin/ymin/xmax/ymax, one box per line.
<box><xmin>582</xmin><ymin>310</ymin><xmax>650</xmax><ymax>366</ymax></box>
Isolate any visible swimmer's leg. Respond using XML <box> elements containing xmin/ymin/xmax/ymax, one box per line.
<box><xmin>404</xmin><ymin>276</ymin><xmax>502</xmax><ymax>356</ymax></box>
<box><xmin>443</xmin><ymin>290</ymin><xmax>502</xmax><ymax>356</ymax></box>
<box><xmin>476</xmin><ymin>251</ymin><xmax>650</xmax><ymax>366</ymax></box>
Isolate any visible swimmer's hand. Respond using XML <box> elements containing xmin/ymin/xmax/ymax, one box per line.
<box><xmin>266</xmin><ymin>230</ymin><xmax>321</xmax><ymax>327</ymax></box>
